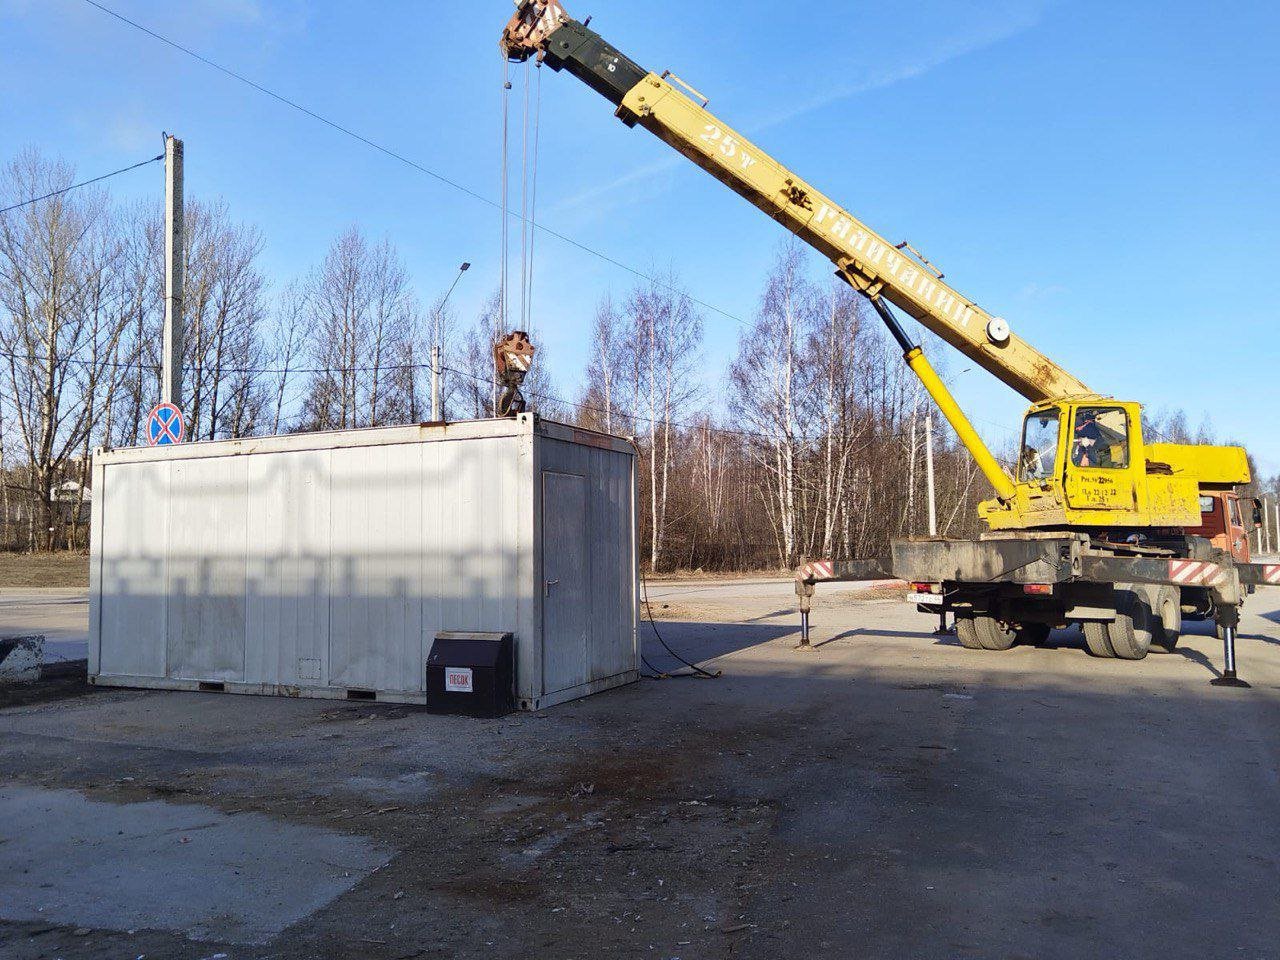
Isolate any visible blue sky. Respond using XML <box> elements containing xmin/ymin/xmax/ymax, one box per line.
<box><xmin>2</xmin><ymin>0</ymin><xmax>1278</xmax><ymax>472</ymax></box>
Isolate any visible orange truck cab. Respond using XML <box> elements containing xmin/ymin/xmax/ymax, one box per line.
<box><xmin>1189</xmin><ymin>491</ymin><xmax>1260</xmax><ymax>563</ymax></box>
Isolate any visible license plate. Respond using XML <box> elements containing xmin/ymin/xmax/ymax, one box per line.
<box><xmin>445</xmin><ymin>667</ymin><xmax>474</xmax><ymax>693</ymax></box>
<box><xmin>915</xmin><ymin>593</ymin><xmax>942</xmax><ymax>606</ymax></box>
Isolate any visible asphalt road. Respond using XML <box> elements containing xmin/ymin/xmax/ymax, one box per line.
<box><xmin>1</xmin><ymin>584</ymin><xmax>1279</xmax><ymax>959</ymax></box>
<box><xmin>0</xmin><ymin>589</ymin><xmax>89</xmax><ymax>663</ymax></box>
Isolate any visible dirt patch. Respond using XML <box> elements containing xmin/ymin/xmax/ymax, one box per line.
<box><xmin>0</xmin><ymin>551</ymin><xmax>89</xmax><ymax>588</ymax></box>
<box><xmin>646</xmin><ymin>569</ymin><xmax>792</xmax><ymax>582</ymax></box>
<box><xmin>644</xmin><ymin>583</ymin><xmax>907</xmax><ymax>622</ymax></box>
<box><xmin>0</xmin><ymin>661</ymin><xmax>93</xmax><ymax>710</ymax></box>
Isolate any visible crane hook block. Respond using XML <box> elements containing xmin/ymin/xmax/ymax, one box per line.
<box><xmin>494</xmin><ymin>331</ymin><xmax>536</xmax><ymax>417</ymax></box>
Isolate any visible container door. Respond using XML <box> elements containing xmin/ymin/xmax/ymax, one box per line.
<box><xmin>542</xmin><ymin>471</ymin><xmax>589</xmax><ymax>694</ymax></box>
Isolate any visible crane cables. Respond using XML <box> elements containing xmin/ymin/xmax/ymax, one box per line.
<box><xmin>501</xmin><ymin>58</ymin><xmax>544</xmax><ymax>346</ymax></box>
<box><xmin>498</xmin><ymin>57</ymin><xmax>513</xmax><ymax>416</ymax></box>
<box><xmin>520</xmin><ymin>61</ymin><xmax>543</xmax><ymax>338</ymax></box>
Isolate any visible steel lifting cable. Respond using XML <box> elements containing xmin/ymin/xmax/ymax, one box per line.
<box><xmin>519</xmin><ymin>59</ymin><xmax>531</xmax><ymax>336</ymax></box>
<box><xmin>498</xmin><ymin>56</ymin><xmax>513</xmax><ymax>414</ymax></box>
<box><xmin>525</xmin><ymin>63</ymin><xmax>543</xmax><ymax>336</ymax></box>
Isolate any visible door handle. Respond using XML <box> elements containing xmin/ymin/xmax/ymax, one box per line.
<box><xmin>544</xmin><ymin>579</ymin><xmax>559</xmax><ymax>597</ymax></box>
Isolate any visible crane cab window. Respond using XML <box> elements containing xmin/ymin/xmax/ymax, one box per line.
<box><xmin>1199</xmin><ymin>495</ymin><xmax>1218</xmax><ymax>516</ymax></box>
<box><xmin>1072</xmin><ymin>407</ymin><xmax>1129</xmax><ymax>469</ymax></box>
<box><xmin>1229</xmin><ymin>497</ymin><xmax>1243</xmax><ymax>529</ymax></box>
<box><xmin>1020</xmin><ymin>411</ymin><xmax>1061</xmax><ymax>481</ymax></box>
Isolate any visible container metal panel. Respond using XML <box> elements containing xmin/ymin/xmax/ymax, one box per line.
<box><xmin>592</xmin><ymin>445</ymin><xmax>639</xmax><ymax>681</ymax></box>
<box><xmin>542</xmin><ymin>471</ymin><xmax>590</xmax><ymax>694</ymax></box>
<box><xmin>539</xmin><ymin>438</ymin><xmax>638</xmax><ymax>687</ymax></box>
<box><xmin>431</xmin><ymin>436</ymin><xmax>520</xmax><ymax>642</ymax></box>
<box><xmin>166</xmin><ymin>455</ymin><xmax>249</xmax><ymax>682</ymax></box>
<box><xmin>328</xmin><ymin>442</ymin><xmax>426</xmax><ymax>692</ymax></box>
<box><xmin>244</xmin><ymin>449</ymin><xmax>332</xmax><ymax>687</ymax></box>
<box><xmin>96</xmin><ymin>459</ymin><xmax>170</xmax><ymax>678</ymax></box>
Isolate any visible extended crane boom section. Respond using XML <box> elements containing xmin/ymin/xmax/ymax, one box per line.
<box><xmin>504</xmin><ymin>4</ymin><xmax>1092</xmax><ymax>404</ymax></box>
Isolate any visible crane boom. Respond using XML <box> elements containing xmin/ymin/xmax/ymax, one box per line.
<box><xmin>503</xmin><ymin>3</ymin><xmax>1092</xmax><ymax>404</ymax></box>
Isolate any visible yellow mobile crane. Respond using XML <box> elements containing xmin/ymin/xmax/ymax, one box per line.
<box><xmin>501</xmin><ymin>1</ymin><xmax>1278</xmax><ymax>683</ymax></box>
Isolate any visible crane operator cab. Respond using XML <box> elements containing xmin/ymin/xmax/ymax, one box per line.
<box><xmin>979</xmin><ymin>399</ymin><xmax>1250</xmax><ymax>533</ymax></box>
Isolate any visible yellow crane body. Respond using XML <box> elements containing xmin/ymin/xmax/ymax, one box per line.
<box><xmin>502</xmin><ymin>3</ymin><xmax>1252</xmax><ymax>536</ymax></box>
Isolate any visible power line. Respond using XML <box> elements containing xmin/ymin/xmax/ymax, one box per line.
<box><xmin>63</xmin><ymin>2</ymin><xmax>1033</xmax><ymax>450</ymax></box>
<box><xmin>70</xmin><ymin>0</ymin><xmax>1039</xmax><ymax>447</ymax></box>
<box><xmin>78</xmin><ymin>0</ymin><xmax>749</xmax><ymax>329</ymax></box>
<box><xmin>0</xmin><ymin>153</ymin><xmax>163</xmax><ymax>216</ymax></box>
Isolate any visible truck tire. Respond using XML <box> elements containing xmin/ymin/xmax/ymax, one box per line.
<box><xmin>1151</xmin><ymin>585</ymin><xmax>1181</xmax><ymax>652</ymax></box>
<box><xmin>954</xmin><ymin>614</ymin><xmax>984</xmax><ymax>650</ymax></box>
<box><xmin>1082</xmin><ymin>622</ymin><xmax>1116</xmax><ymax>658</ymax></box>
<box><xmin>1106</xmin><ymin>587</ymin><xmax>1154</xmax><ymax>660</ymax></box>
<box><xmin>976</xmin><ymin>615</ymin><xmax>1018</xmax><ymax>651</ymax></box>
<box><xmin>954</xmin><ymin>614</ymin><xmax>1017</xmax><ymax>651</ymax></box>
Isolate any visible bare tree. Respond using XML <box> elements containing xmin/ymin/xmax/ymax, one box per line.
<box><xmin>808</xmin><ymin>281</ymin><xmax>869</xmax><ymax>558</ymax></box>
<box><xmin>268</xmin><ymin>281</ymin><xmax>306</xmax><ymax>434</ymax></box>
<box><xmin>297</xmin><ymin>227</ymin><xmax>419</xmax><ymax>430</ymax></box>
<box><xmin>730</xmin><ymin>242</ymin><xmax>811</xmax><ymax>568</ymax></box>
<box><xmin>0</xmin><ymin>150</ymin><xmax>140</xmax><ymax>549</ymax></box>
<box><xmin>619</xmin><ymin>273</ymin><xmax>703</xmax><ymax>571</ymax></box>
<box><xmin>580</xmin><ymin>294</ymin><xmax>623</xmax><ymax>434</ymax></box>
<box><xmin>448</xmin><ymin>290</ymin><xmax>502</xmax><ymax>421</ymax></box>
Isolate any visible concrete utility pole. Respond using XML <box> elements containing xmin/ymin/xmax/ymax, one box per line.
<box><xmin>430</xmin><ymin>345</ymin><xmax>443</xmax><ymax>422</ymax></box>
<box><xmin>162</xmin><ymin>134</ymin><xmax>184</xmax><ymax>408</ymax></box>
<box><xmin>924</xmin><ymin>411</ymin><xmax>938</xmax><ymax>537</ymax></box>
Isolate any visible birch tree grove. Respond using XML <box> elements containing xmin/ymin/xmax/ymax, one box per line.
<box><xmin>575</xmin><ymin>244</ymin><xmax>998</xmax><ymax>571</ymax></box>
<box><xmin>730</xmin><ymin>243</ymin><xmax>807</xmax><ymax>568</ymax></box>
<box><xmin>296</xmin><ymin>228</ymin><xmax>421</xmax><ymax>431</ymax></box>
<box><xmin>6</xmin><ymin>149</ymin><xmax>1260</xmax><ymax>561</ymax></box>
<box><xmin>0</xmin><ymin>150</ymin><xmax>132</xmax><ymax>549</ymax></box>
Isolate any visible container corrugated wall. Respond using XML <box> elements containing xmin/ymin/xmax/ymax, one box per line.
<box><xmin>89</xmin><ymin>416</ymin><xmax>637</xmax><ymax>709</ymax></box>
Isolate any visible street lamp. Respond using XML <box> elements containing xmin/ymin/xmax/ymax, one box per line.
<box><xmin>431</xmin><ymin>262</ymin><xmax>470</xmax><ymax>422</ymax></box>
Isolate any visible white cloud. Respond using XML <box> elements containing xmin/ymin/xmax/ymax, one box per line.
<box><xmin>105</xmin><ymin>113</ymin><xmax>162</xmax><ymax>154</ymax></box>
<box><xmin>549</xmin><ymin>1</ymin><xmax>1051</xmax><ymax>217</ymax></box>
<box><xmin>1018</xmin><ymin>281</ymin><xmax>1067</xmax><ymax>300</ymax></box>
<box><xmin>548</xmin><ymin>154</ymin><xmax>684</xmax><ymax>217</ymax></box>
<box><xmin>193</xmin><ymin>0</ymin><xmax>264</xmax><ymax>26</ymax></box>
<box><xmin>749</xmin><ymin>3</ymin><xmax>1049</xmax><ymax>130</ymax></box>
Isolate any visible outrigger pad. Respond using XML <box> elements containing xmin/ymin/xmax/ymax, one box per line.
<box><xmin>1210</xmin><ymin>675</ymin><xmax>1251</xmax><ymax>688</ymax></box>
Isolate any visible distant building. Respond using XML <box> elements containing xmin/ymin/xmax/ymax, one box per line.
<box><xmin>50</xmin><ymin>480</ymin><xmax>92</xmax><ymax>504</ymax></box>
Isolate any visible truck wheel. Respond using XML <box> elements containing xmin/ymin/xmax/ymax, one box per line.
<box><xmin>954</xmin><ymin>614</ymin><xmax>1016</xmax><ymax>650</ymax></box>
<box><xmin>1015</xmin><ymin>623</ymin><xmax>1052</xmax><ymax>647</ymax></box>
<box><xmin>1107</xmin><ymin>588</ymin><xmax>1154</xmax><ymax>660</ymax></box>
<box><xmin>954</xmin><ymin>614</ymin><xmax>984</xmax><ymax>650</ymax></box>
<box><xmin>1151</xmin><ymin>586</ymin><xmax>1181</xmax><ymax>652</ymax></box>
<box><xmin>975</xmin><ymin>615</ymin><xmax>1018</xmax><ymax>651</ymax></box>
<box><xmin>1082</xmin><ymin>622</ymin><xmax>1116</xmax><ymax>658</ymax></box>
